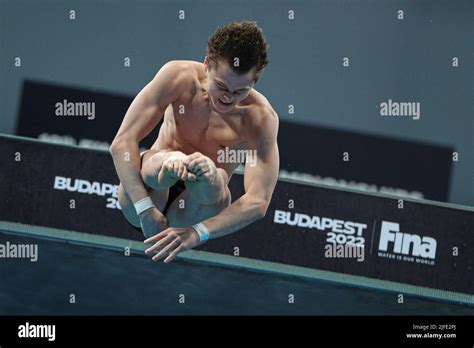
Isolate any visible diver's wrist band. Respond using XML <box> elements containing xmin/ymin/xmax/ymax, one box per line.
<box><xmin>134</xmin><ymin>197</ymin><xmax>155</xmax><ymax>215</ymax></box>
<box><xmin>192</xmin><ymin>223</ymin><xmax>210</xmax><ymax>243</ymax></box>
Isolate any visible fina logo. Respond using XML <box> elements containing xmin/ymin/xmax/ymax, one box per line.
<box><xmin>378</xmin><ymin>221</ymin><xmax>437</xmax><ymax>260</ymax></box>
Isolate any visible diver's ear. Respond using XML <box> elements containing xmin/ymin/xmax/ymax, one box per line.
<box><xmin>203</xmin><ymin>56</ymin><xmax>209</xmax><ymax>69</ymax></box>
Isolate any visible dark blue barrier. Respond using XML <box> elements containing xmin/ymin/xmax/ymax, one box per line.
<box><xmin>0</xmin><ymin>134</ymin><xmax>472</xmax><ymax>302</ymax></box>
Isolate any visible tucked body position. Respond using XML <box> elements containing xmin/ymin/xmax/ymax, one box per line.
<box><xmin>110</xmin><ymin>21</ymin><xmax>279</xmax><ymax>263</ymax></box>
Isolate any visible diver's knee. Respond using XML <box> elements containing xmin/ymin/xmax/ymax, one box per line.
<box><xmin>140</xmin><ymin>154</ymin><xmax>164</xmax><ymax>187</ymax></box>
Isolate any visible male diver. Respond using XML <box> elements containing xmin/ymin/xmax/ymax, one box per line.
<box><xmin>110</xmin><ymin>21</ymin><xmax>279</xmax><ymax>263</ymax></box>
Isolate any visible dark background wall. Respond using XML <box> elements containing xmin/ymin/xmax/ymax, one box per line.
<box><xmin>0</xmin><ymin>0</ymin><xmax>472</xmax><ymax>205</ymax></box>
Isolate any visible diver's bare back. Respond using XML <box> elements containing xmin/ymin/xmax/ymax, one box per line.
<box><xmin>151</xmin><ymin>60</ymin><xmax>269</xmax><ymax>179</ymax></box>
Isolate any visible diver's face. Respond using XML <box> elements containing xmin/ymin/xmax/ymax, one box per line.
<box><xmin>205</xmin><ymin>58</ymin><xmax>255</xmax><ymax>113</ymax></box>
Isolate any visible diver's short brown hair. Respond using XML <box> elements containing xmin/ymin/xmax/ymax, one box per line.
<box><xmin>206</xmin><ymin>20</ymin><xmax>269</xmax><ymax>82</ymax></box>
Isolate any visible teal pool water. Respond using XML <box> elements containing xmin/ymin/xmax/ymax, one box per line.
<box><xmin>0</xmin><ymin>233</ymin><xmax>472</xmax><ymax>315</ymax></box>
